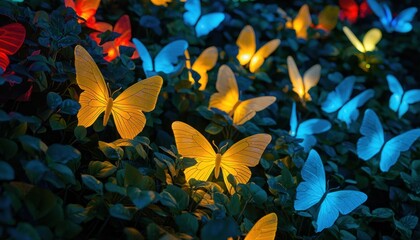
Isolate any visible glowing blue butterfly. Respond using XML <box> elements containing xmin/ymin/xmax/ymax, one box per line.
<box><xmin>367</xmin><ymin>0</ymin><xmax>417</xmax><ymax>33</ymax></box>
<box><xmin>387</xmin><ymin>74</ymin><xmax>420</xmax><ymax>118</ymax></box>
<box><xmin>357</xmin><ymin>109</ymin><xmax>420</xmax><ymax>172</ymax></box>
<box><xmin>295</xmin><ymin>149</ymin><xmax>368</xmax><ymax>232</ymax></box>
<box><xmin>321</xmin><ymin>76</ymin><xmax>374</xmax><ymax>127</ymax></box>
<box><xmin>133</xmin><ymin>38</ymin><xmax>188</xmax><ymax>78</ymax></box>
<box><xmin>290</xmin><ymin>102</ymin><xmax>331</xmax><ymax>152</ymax></box>
<box><xmin>183</xmin><ymin>0</ymin><xmax>225</xmax><ymax>37</ymax></box>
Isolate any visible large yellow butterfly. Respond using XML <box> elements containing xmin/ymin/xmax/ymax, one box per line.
<box><xmin>286</xmin><ymin>4</ymin><xmax>312</xmax><ymax>40</ymax></box>
<box><xmin>287</xmin><ymin>56</ymin><xmax>321</xmax><ymax>102</ymax></box>
<box><xmin>172</xmin><ymin>121</ymin><xmax>271</xmax><ymax>194</ymax></box>
<box><xmin>209</xmin><ymin>65</ymin><xmax>276</xmax><ymax>125</ymax></box>
<box><xmin>74</xmin><ymin>45</ymin><xmax>163</xmax><ymax>139</ymax></box>
<box><xmin>236</xmin><ymin>25</ymin><xmax>280</xmax><ymax>73</ymax></box>
<box><xmin>185</xmin><ymin>46</ymin><xmax>218</xmax><ymax>90</ymax></box>
<box><xmin>343</xmin><ymin>26</ymin><xmax>382</xmax><ymax>53</ymax></box>
<box><xmin>244</xmin><ymin>213</ymin><xmax>278</xmax><ymax>240</ymax></box>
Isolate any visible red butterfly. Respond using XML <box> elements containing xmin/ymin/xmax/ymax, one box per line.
<box><xmin>90</xmin><ymin>15</ymin><xmax>138</xmax><ymax>62</ymax></box>
<box><xmin>339</xmin><ymin>0</ymin><xmax>371</xmax><ymax>24</ymax></box>
<box><xmin>0</xmin><ymin>23</ymin><xmax>26</xmax><ymax>74</ymax></box>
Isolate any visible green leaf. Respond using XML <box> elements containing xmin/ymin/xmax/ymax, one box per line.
<box><xmin>109</xmin><ymin>204</ymin><xmax>136</xmax><ymax>220</ymax></box>
<box><xmin>54</xmin><ymin>220</ymin><xmax>82</xmax><ymax>239</ymax></box>
<box><xmin>201</xmin><ymin>217</ymin><xmax>241</xmax><ymax>240</ymax></box>
<box><xmin>124</xmin><ymin>163</ymin><xmax>155</xmax><ymax>190</ymax></box>
<box><xmin>372</xmin><ymin>208</ymin><xmax>394</xmax><ymax>219</ymax></box>
<box><xmin>249</xmin><ymin>182</ymin><xmax>267</xmax><ymax>205</ymax></box>
<box><xmin>49</xmin><ymin>163</ymin><xmax>76</xmax><ymax>185</ymax></box>
<box><xmin>18</xmin><ymin>135</ymin><xmax>48</xmax><ymax>154</ymax></box>
<box><xmin>74</xmin><ymin>126</ymin><xmax>87</xmax><ymax>141</ymax></box>
<box><xmin>60</xmin><ymin>99</ymin><xmax>80</xmax><ymax>115</ymax></box>
<box><xmin>175</xmin><ymin>213</ymin><xmax>198</xmax><ymax>236</ymax></box>
<box><xmin>205</xmin><ymin>122</ymin><xmax>223</xmax><ymax>135</ymax></box>
<box><xmin>399</xmin><ymin>215</ymin><xmax>418</xmax><ymax>230</ymax></box>
<box><xmin>66</xmin><ymin>204</ymin><xmax>87</xmax><ymax>224</ymax></box>
<box><xmin>47</xmin><ymin>92</ymin><xmax>62</xmax><ymax>110</ymax></box>
<box><xmin>227</xmin><ymin>193</ymin><xmax>240</xmax><ymax>216</ymax></box>
<box><xmin>0</xmin><ymin>161</ymin><xmax>14</xmax><ymax>181</ymax></box>
<box><xmin>0</xmin><ymin>138</ymin><xmax>18</xmax><ymax>160</ymax></box>
<box><xmin>128</xmin><ymin>187</ymin><xmax>156</xmax><ymax>209</ymax></box>
<box><xmin>49</xmin><ymin>113</ymin><xmax>67</xmax><ymax>130</ymax></box>
<box><xmin>105</xmin><ymin>182</ymin><xmax>127</xmax><ymax>196</ymax></box>
<box><xmin>98</xmin><ymin>141</ymin><xmax>124</xmax><ymax>160</ymax></box>
<box><xmin>24</xmin><ymin>160</ymin><xmax>48</xmax><ymax>183</ymax></box>
<box><xmin>11</xmin><ymin>222</ymin><xmax>41</xmax><ymax>240</ymax></box>
<box><xmin>160</xmin><ymin>185</ymin><xmax>189</xmax><ymax>211</ymax></box>
<box><xmin>24</xmin><ymin>187</ymin><xmax>56</xmax><ymax>220</ymax></box>
<box><xmin>46</xmin><ymin>144</ymin><xmax>81</xmax><ymax>164</ymax></box>
<box><xmin>81</xmin><ymin>174</ymin><xmax>103</xmax><ymax>195</ymax></box>
<box><xmin>88</xmin><ymin>161</ymin><xmax>117</xmax><ymax>178</ymax></box>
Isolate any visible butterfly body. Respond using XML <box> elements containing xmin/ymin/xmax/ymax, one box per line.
<box><xmin>172</xmin><ymin>121</ymin><xmax>271</xmax><ymax>194</ymax></box>
<box><xmin>387</xmin><ymin>74</ymin><xmax>420</xmax><ymax>118</ymax></box>
<box><xmin>295</xmin><ymin>149</ymin><xmax>367</xmax><ymax>232</ymax></box>
<box><xmin>183</xmin><ymin>0</ymin><xmax>225</xmax><ymax>37</ymax></box>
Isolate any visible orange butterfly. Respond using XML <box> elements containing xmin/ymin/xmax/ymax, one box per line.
<box><xmin>185</xmin><ymin>46</ymin><xmax>218</xmax><ymax>90</ymax></box>
<box><xmin>64</xmin><ymin>0</ymin><xmax>106</xmax><ymax>30</ymax></box>
<box><xmin>286</xmin><ymin>4</ymin><xmax>312</xmax><ymax>40</ymax></box>
<box><xmin>315</xmin><ymin>5</ymin><xmax>340</xmax><ymax>33</ymax></box>
<box><xmin>0</xmin><ymin>23</ymin><xmax>26</xmax><ymax>74</ymax></box>
<box><xmin>90</xmin><ymin>15</ymin><xmax>138</xmax><ymax>62</ymax></box>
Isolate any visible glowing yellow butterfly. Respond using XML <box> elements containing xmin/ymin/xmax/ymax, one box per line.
<box><xmin>209</xmin><ymin>65</ymin><xmax>276</xmax><ymax>125</ymax></box>
<box><xmin>74</xmin><ymin>45</ymin><xmax>163</xmax><ymax>139</ymax></box>
<box><xmin>236</xmin><ymin>25</ymin><xmax>280</xmax><ymax>73</ymax></box>
<box><xmin>150</xmin><ymin>0</ymin><xmax>171</xmax><ymax>7</ymax></box>
<box><xmin>185</xmin><ymin>46</ymin><xmax>218</xmax><ymax>90</ymax></box>
<box><xmin>244</xmin><ymin>213</ymin><xmax>278</xmax><ymax>240</ymax></box>
<box><xmin>286</xmin><ymin>4</ymin><xmax>312</xmax><ymax>40</ymax></box>
<box><xmin>343</xmin><ymin>26</ymin><xmax>382</xmax><ymax>53</ymax></box>
<box><xmin>172</xmin><ymin>121</ymin><xmax>271</xmax><ymax>194</ymax></box>
<box><xmin>287</xmin><ymin>56</ymin><xmax>321</xmax><ymax>102</ymax></box>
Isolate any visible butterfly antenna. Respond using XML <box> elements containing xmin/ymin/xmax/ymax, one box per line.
<box><xmin>111</xmin><ymin>86</ymin><xmax>122</xmax><ymax>98</ymax></box>
<box><xmin>219</xmin><ymin>141</ymin><xmax>229</xmax><ymax>153</ymax></box>
<box><xmin>212</xmin><ymin>140</ymin><xmax>220</xmax><ymax>153</ymax></box>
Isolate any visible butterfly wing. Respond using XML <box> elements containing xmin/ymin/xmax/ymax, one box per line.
<box><xmin>221</xmin><ymin>134</ymin><xmax>271</xmax><ymax>193</ymax></box>
<box><xmin>337</xmin><ymin>89</ymin><xmax>374</xmax><ymax>127</ymax></box>
<box><xmin>316</xmin><ymin>190</ymin><xmax>367</xmax><ymax>232</ymax></box>
<box><xmin>380</xmin><ymin>129</ymin><xmax>420</xmax><ymax>172</ymax></box>
<box><xmin>73</xmin><ymin>0</ymin><xmax>100</xmax><ymax>24</ymax></box>
<box><xmin>154</xmin><ymin>40</ymin><xmax>189</xmax><ymax>76</ymax></box>
<box><xmin>233</xmin><ymin>96</ymin><xmax>276</xmax><ymax>125</ymax></box>
<box><xmin>362</xmin><ymin>28</ymin><xmax>382</xmax><ymax>52</ymax></box>
<box><xmin>343</xmin><ymin>26</ymin><xmax>365</xmax><ymax>52</ymax></box>
<box><xmin>386</xmin><ymin>74</ymin><xmax>403</xmax><ymax>113</ymax></box>
<box><xmin>317</xmin><ymin>5</ymin><xmax>340</xmax><ymax>32</ymax></box>
<box><xmin>0</xmin><ymin>23</ymin><xmax>26</xmax><ymax>72</ymax></box>
<box><xmin>367</xmin><ymin>0</ymin><xmax>390</xmax><ymax>28</ymax></box>
<box><xmin>295</xmin><ymin>150</ymin><xmax>326</xmax><ymax>211</ymax></box>
<box><xmin>183</xmin><ymin>0</ymin><xmax>201</xmax><ymax>26</ymax></box>
<box><xmin>244</xmin><ymin>213</ymin><xmax>278</xmax><ymax>240</ymax></box>
<box><xmin>132</xmin><ymin>38</ymin><xmax>154</xmax><ymax>77</ymax></box>
<box><xmin>209</xmin><ymin>65</ymin><xmax>239</xmax><ymax>114</ymax></box>
<box><xmin>172</xmin><ymin>121</ymin><xmax>216</xmax><ymax>183</ymax></box>
<box><xmin>339</xmin><ymin>0</ymin><xmax>359</xmax><ymax>23</ymax></box>
<box><xmin>391</xmin><ymin>7</ymin><xmax>417</xmax><ymax>33</ymax></box>
<box><xmin>112</xmin><ymin>76</ymin><xmax>163</xmax><ymax>139</ymax></box>
<box><xmin>287</xmin><ymin>56</ymin><xmax>304</xmax><ymax>100</ymax></box>
<box><xmin>357</xmin><ymin>109</ymin><xmax>385</xmax><ymax>161</ymax></box>
<box><xmin>296</xmin><ymin>119</ymin><xmax>331</xmax><ymax>152</ymax></box>
<box><xmin>195</xmin><ymin>13</ymin><xmax>225</xmax><ymax>37</ymax></box>
<box><xmin>249</xmin><ymin>39</ymin><xmax>280</xmax><ymax>73</ymax></box>
<box><xmin>399</xmin><ymin>89</ymin><xmax>420</xmax><ymax>118</ymax></box>
<box><xmin>322</xmin><ymin>76</ymin><xmax>356</xmax><ymax>113</ymax></box>
<box><xmin>191</xmin><ymin>46</ymin><xmax>218</xmax><ymax>90</ymax></box>
<box><xmin>302</xmin><ymin>64</ymin><xmax>321</xmax><ymax>101</ymax></box>
<box><xmin>292</xmin><ymin>4</ymin><xmax>312</xmax><ymax>39</ymax></box>
<box><xmin>74</xmin><ymin>45</ymin><xmax>109</xmax><ymax>128</ymax></box>
<box><xmin>236</xmin><ymin>25</ymin><xmax>257</xmax><ymax>66</ymax></box>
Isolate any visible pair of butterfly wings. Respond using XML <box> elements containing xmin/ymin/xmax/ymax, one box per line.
<box><xmin>75</xmin><ymin>45</ymin><xmax>163</xmax><ymax>139</ymax></box>
<box><xmin>209</xmin><ymin>65</ymin><xmax>276</xmax><ymax>125</ymax></box>
<box><xmin>339</xmin><ymin>0</ymin><xmax>370</xmax><ymax>23</ymax></box>
<box><xmin>357</xmin><ymin>109</ymin><xmax>420</xmax><ymax>172</ymax></box>
<box><xmin>322</xmin><ymin>77</ymin><xmax>374</xmax><ymax>127</ymax></box>
<box><xmin>290</xmin><ymin>103</ymin><xmax>331</xmax><ymax>152</ymax></box>
<box><xmin>183</xmin><ymin>0</ymin><xmax>225</xmax><ymax>37</ymax></box>
<box><xmin>295</xmin><ymin>150</ymin><xmax>367</xmax><ymax>232</ymax></box>
<box><xmin>287</xmin><ymin>56</ymin><xmax>321</xmax><ymax>102</ymax></box>
<box><xmin>185</xmin><ymin>46</ymin><xmax>218</xmax><ymax>90</ymax></box>
<box><xmin>172</xmin><ymin>121</ymin><xmax>271</xmax><ymax>194</ymax></box>
<box><xmin>133</xmin><ymin>38</ymin><xmax>188</xmax><ymax>78</ymax></box>
<box><xmin>286</xmin><ymin>4</ymin><xmax>311</xmax><ymax>39</ymax></box>
<box><xmin>367</xmin><ymin>0</ymin><xmax>417</xmax><ymax>33</ymax></box>
<box><xmin>236</xmin><ymin>25</ymin><xmax>280</xmax><ymax>73</ymax></box>
<box><xmin>64</xmin><ymin>0</ymin><xmax>101</xmax><ymax>28</ymax></box>
<box><xmin>342</xmin><ymin>26</ymin><xmax>382</xmax><ymax>53</ymax></box>
<box><xmin>0</xmin><ymin>23</ymin><xmax>26</xmax><ymax>73</ymax></box>
<box><xmin>387</xmin><ymin>75</ymin><xmax>420</xmax><ymax>118</ymax></box>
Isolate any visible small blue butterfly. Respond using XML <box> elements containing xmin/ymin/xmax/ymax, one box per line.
<box><xmin>321</xmin><ymin>76</ymin><xmax>374</xmax><ymax>127</ymax></box>
<box><xmin>290</xmin><ymin>102</ymin><xmax>331</xmax><ymax>152</ymax></box>
<box><xmin>357</xmin><ymin>109</ymin><xmax>420</xmax><ymax>172</ymax></box>
<box><xmin>295</xmin><ymin>149</ymin><xmax>368</xmax><ymax>232</ymax></box>
<box><xmin>387</xmin><ymin>74</ymin><xmax>420</xmax><ymax>118</ymax></box>
<box><xmin>367</xmin><ymin>0</ymin><xmax>417</xmax><ymax>33</ymax></box>
<box><xmin>183</xmin><ymin>0</ymin><xmax>225</xmax><ymax>37</ymax></box>
<box><xmin>133</xmin><ymin>38</ymin><xmax>188</xmax><ymax>78</ymax></box>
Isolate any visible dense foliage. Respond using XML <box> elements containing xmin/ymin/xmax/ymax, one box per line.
<box><xmin>0</xmin><ymin>0</ymin><xmax>419</xmax><ymax>239</ymax></box>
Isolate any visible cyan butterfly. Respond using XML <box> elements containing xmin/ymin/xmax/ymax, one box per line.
<box><xmin>367</xmin><ymin>0</ymin><xmax>417</xmax><ymax>33</ymax></box>
<box><xmin>290</xmin><ymin>102</ymin><xmax>331</xmax><ymax>152</ymax></box>
<box><xmin>295</xmin><ymin>149</ymin><xmax>368</xmax><ymax>232</ymax></box>
<box><xmin>321</xmin><ymin>76</ymin><xmax>374</xmax><ymax>127</ymax></box>
<box><xmin>183</xmin><ymin>0</ymin><xmax>225</xmax><ymax>37</ymax></box>
<box><xmin>357</xmin><ymin>109</ymin><xmax>420</xmax><ymax>172</ymax></box>
<box><xmin>133</xmin><ymin>38</ymin><xmax>188</xmax><ymax>78</ymax></box>
<box><xmin>387</xmin><ymin>74</ymin><xmax>420</xmax><ymax>118</ymax></box>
